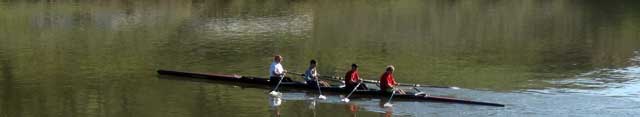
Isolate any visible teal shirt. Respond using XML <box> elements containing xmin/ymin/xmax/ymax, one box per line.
<box><xmin>304</xmin><ymin>67</ymin><xmax>317</xmax><ymax>81</ymax></box>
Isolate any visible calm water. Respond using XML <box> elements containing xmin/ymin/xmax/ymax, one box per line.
<box><xmin>1</xmin><ymin>0</ymin><xmax>640</xmax><ymax>116</ymax></box>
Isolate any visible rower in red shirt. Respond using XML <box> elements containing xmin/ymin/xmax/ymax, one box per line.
<box><xmin>379</xmin><ymin>65</ymin><xmax>405</xmax><ymax>94</ymax></box>
<box><xmin>344</xmin><ymin>64</ymin><xmax>368</xmax><ymax>90</ymax></box>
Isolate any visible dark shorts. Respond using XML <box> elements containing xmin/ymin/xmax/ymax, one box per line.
<box><xmin>381</xmin><ymin>87</ymin><xmax>396</xmax><ymax>93</ymax></box>
<box><xmin>306</xmin><ymin>80</ymin><xmax>319</xmax><ymax>88</ymax></box>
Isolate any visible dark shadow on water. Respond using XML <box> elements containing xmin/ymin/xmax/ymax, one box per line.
<box><xmin>157</xmin><ymin>74</ymin><xmax>272</xmax><ymax>90</ymax></box>
<box><xmin>0</xmin><ymin>45</ymin><xmax>16</xmax><ymax>116</ymax></box>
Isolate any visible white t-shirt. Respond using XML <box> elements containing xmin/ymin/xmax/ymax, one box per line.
<box><xmin>269</xmin><ymin>62</ymin><xmax>284</xmax><ymax>77</ymax></box>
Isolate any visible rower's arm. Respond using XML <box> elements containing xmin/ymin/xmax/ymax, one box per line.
<box><xmin>272</xmin><ymin>69</ymin><xmax>286</xmax><ymax>76</ymax></box>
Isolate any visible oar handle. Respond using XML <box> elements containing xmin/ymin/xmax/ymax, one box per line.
<box><xmin>295</xmin><ymin>72</ymin><xmax>458</xmax><ymax>89</ymax></box>
<box><xmin>293</xmin><ymin>70</ymin><xmax>457</xmax><ymax>89</ymax></box>
<box><xmin>360</xmin><ymin>79</ymin><xmax>457</xmax><ymax>89</ymax></box>
<box><xmin>291</xmin><ymin>71</ymin><xmax>347</xmax><ymax>83</ymax></box>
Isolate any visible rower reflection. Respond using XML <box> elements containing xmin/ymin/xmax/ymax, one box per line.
<box><xmin>380</xmin><ymin>100</ymin><xmax>394</xmax><ymax>117</ymax></box>
<box><xmin>269</xmin><ymin>96</ymin><xmax>282</xmax><ymax>107</ymax></box>
<box><xmin>269</xmin><ymin>96</ymin><xmax>283</xmax><ymax>117</ymax></box>
<box><xmin>305</xmin><ymin>99</ymin><xmax>317</xmax><ymax>110</ymax></box>
<box><xmin>346</xmin><ymin>103</ymin><xmax>359</xmax><ymax>117</ymax></box>
<box><xmin>269</xmin><ymin>106</ymin><xmax>281</xmax><ymax>117</ymax></box>
<box><xmin>384</xmin><ymin>109</ymin><xmax>393</xmax><ymax>117</ymax></box>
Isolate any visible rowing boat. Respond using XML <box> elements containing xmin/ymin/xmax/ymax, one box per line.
<box><xmin>157</xmin><ymin>69</ymin><xmax>505</xmax><ymax>107</ymax></box>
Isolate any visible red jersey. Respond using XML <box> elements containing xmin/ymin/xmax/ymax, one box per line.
<box><xmin>379</xmin><ymin>71</ymin><xmax>397</xmax><ymax>91</ymax></box>
<box><xmin>345</xmin><ymin>70</ymin><xmax>360</xmax><ymax>86</ymax></box>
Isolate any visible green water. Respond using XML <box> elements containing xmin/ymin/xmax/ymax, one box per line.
<box><xmin>1</xmin><ymin>0</ymin><xmax>640</xmax><ymax>116</ymax></box>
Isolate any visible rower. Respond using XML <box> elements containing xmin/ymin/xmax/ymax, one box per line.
<box><xmin>344</xmin><ymin>64</ymin><xmax>368</xmax><ymax>90</ymax></box>
<box><xmin>304</xmin><ymin>60</ymin><xmax>330</xmax><ymax>87</ymax></box>
<box><xmin>379</xmin><ymin>65</ymin><xmax>405</xmax><ymax>94</ymax></box>
<box><xmin>269</xmin><ymin>55</ymin><xmax>291</xmax><ymax>85</ymax></box>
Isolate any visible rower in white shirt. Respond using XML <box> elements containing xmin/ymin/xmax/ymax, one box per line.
<box><xmin>269</xmin><ymin>55</ymin><xmax>292</xmax><ymax>85</ymax></box>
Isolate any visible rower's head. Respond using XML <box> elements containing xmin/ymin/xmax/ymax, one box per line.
<box><xmin>310</xmin><ymin>59</ymin><xmax>317</xmax><ymax>68</ymax></box>
<box><xmin>351</xmin><ymin>64</ymin><xmax>358</xmax><ymax>70</ymax></box>
<box><xmin>386</xmin><ymin>65</ymin><xmax>395</xmax><ymax>73</ymax></box>
<box><xmin>274</xmin><ymin>55</ymin><xmax>283</xmax><ymax>63</ymax></box>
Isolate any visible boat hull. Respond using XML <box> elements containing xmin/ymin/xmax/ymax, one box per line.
<box><xmin>157</xmin><ymin>69</ymin><xmax>505</xmax><ymax>107</ymax></box>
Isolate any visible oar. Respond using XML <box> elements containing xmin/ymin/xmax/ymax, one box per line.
<box><xmin>413</xmin><ymin>87</ymin><xmax>423</xmax><ymax>93</ymax></box>
<box><xmin>290</xmin><ymin>72</ymin><xmax>344</xmax><ymax>83</ymax></box>
<box><xmin>315</xmin><ymin>77</ymin><xmax>327</xmax><ymax>100</ymax></box>
<box><xmin>268</xmin><ymin>75</ymin><xmax>286</xmax><ymax>97</ymax></box>
<box><xmin>291</xmin><ymin>72</ymin><xmax>326</xmax><ymax>100</ymax></box>
<box><xmin>399</xmin><ymin>83</ymin><xmax>460</xmax><ymax>89</ymax></box>
<box><xmin>341</xmin><ymin>81</ymin><xmax>364</xmax><ymax>103</ymax></box>
<box><xmin>411</xmin><ymin>87</ymin><xmax>428</xmax><ymax>96</ymax></box>
<box><xmin>383</xmin><ymin>89</ymin><xmax>397</xmax><ymax>108</ymax></box>
<box><xmin>299</xmin><ymin>72</ymin><xmax>459</xmax><ymax>89</ymax></box>
<box><xmin>359</xmin><ymin>79</ymin><xmax>459</xmax><ymax>89</ymax></box>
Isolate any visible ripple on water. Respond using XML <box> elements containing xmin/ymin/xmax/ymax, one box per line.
<box><xmin>544</xmin><ymin>64</ymin><xmax>640</xmax><ymax>102</ymax></box>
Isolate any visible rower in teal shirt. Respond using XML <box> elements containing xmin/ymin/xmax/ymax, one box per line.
<box><xmin>304</xmin><ymin>60</ymin><xmax>329</xmax><ymax>88</ymax></box>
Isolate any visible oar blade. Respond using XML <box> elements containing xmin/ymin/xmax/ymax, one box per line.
<box><xmin>269</xmin><ymin>91</ymin><xmax>281</xmax><ymax>97</ymax></box>
<box><xmin>341</xmin><ymin>98</ymin><xmax>350</xmax><ymax>103</ymax></box>
<box><xmin>318</xmin><ymin>95</ymin><xmax>327</xmax><ymax>100</ymax></box>
<box><xmin>383</xmin><ymin>103</ymin><xmax>393</xmax><ymax>108</ymax></box>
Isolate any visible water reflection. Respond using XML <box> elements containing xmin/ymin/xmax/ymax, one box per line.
<box><xmin>200</xmin><ymin>14</ymin><xmax>312</xmax><ymax>37</ymax></box>
<box><xmin>310</xmin><ymin>0</ymin><xmax>640</xmax><ymax>91</ymax></box>
<box><xmin>2</xmin><ymin>0</ymin><xmax>640</xmax><ymax>116</ymax></box>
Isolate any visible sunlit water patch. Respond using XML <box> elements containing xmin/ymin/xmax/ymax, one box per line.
<box><xmin>201</xmin><ymin>14</ymin><xmax>312</xmax><ymax>37</ymax></box>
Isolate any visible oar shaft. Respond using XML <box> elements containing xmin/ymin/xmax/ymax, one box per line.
<box><xmin>270</xmin><ymin>76</ymin><xmax>286</xmax><ymax>92</ymax></box>
<box><xmin>296</xmin><ymin>72</ymin><xmax>456</xmax><ymax>89</ymax></box>
<box><xmin>387</xmin><ymin>88</ymin><xmax>397</xmax><ymax>103</ymax></box>
<box><xmin>316</xmin><ymin>77</ymin><xmax>323</xmax><ymax>95</ymax></box>
<box><xmin>413</xmin><ymin>87</ymin><xmax>422</xmax><ymax>92</ymax></box>
<box><xmin>291</xmin><ymin>72</ymin><xmax>344</xmax><ymax>83</ymax></box>
<box><xmin>359</xmin><ymin>79</ymin><xmax>455</xmax><ymax>89</ymax></box>
<box><xmin>345</xmin><ymin>81</ymin><xmax>363</xmax><ymax>98</ymax></box>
